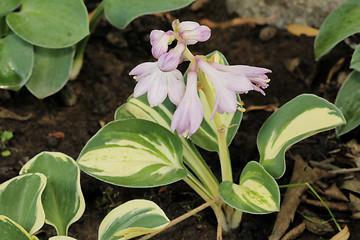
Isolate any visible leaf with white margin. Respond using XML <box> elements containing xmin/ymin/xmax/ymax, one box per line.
<box><xmin>6</xmin><ymin>0</ymin><xmax>89</xmax><ymax>48</ymax></box>
<box><xmin>219</xmin><ymin>161</ymin><xmax>280</xmax><ymax>214</ymax></box>
<box><xmin>0</xmin><ymin>215</ymin><xmax>39</xmax><ymax>240</ymax></box>
<box><xmin>190</xmin><ymin>51</ymin><xmax>243</xmax><ymax>151</ymax></box>
<box><xmin>104</xmin><ymin>0</ymin><xmax>195</xmax><ymax>29</ymax></box>
<box><xmin>258</xmin><ymin>94</ymin><xmax>345</xmax><ymax>178</ymax></box>
<box><xmin>20</xmin><ymin>152</ymin><xmax>85</xmax><ymax>236</ymax></box>
<box><xmin>0</xmin><ymin>173</ymin><xmax>46</xmax><ymax>234</ymax></box>
<box><xmin>77</xmin><ymin>119</ymin><xmax>187</xmax><ymax>188</ymax></box>
<box><xmin>99</xmin><ymin>199</ymin><xmax>169</xmax><ymax>240</ymax></box>
<box><xmin>115</xmin><ymin>95</ymin><xmax>219</xmax><ymax>198</ymax></box>
<box><xmin>335</xmin><ymin>71</ymin><xmax>360</xmax><ymax>136</ymax></box>
<box><xmin>49</xmin><ymin>237</ymin><xmax>77</xmax><ymax>240</ymax></box>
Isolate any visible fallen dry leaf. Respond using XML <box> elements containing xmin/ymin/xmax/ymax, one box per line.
<box><xmin>269</xmin><ymin>155</ymin><xmax>334</xmax><ymax>240</ymax></box>
<box><xmin>199</xmin><ymin>16</ymin><xmax>277</xmax><ymax>29</ymax></box>
<box><xmin>348</xmin><ymin>194</ymin><xmax>360</xmax><ymax>219</ymax></box>
<box><xmin>324</xmin><ymin>183</ymin><xmax>348</xmax><ymax>202</ymax></box>
<box><xmin>330</xmin><ymin>225</ymin><xmax>350</xmax><ymax>240</ymax></box>
<box><xmin>341</xmin><ymin>178</ymin><xmax>360</xmax><ymax>195</ymax></box>
<box><xmin>286</xmin><ymin>24</ymin><xmax>319</xmax><ymax>37</ymax></box>
<box><xmin>304</xmin><ymin>218</ymin><xmax>334</xmax><ymax>236</ymax></box>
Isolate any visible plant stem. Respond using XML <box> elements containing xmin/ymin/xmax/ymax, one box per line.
<box><xmin>139</xmin><ymin>197</ymin><xmax>221</xmax><ymax>240</ymax></box>
<box><xmin>70</xmin><ymin>2</ymin><xmax>105</xmax><ymax>80</ymax></box>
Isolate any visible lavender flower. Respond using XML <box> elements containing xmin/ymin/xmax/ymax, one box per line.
<box><xmin>129</xmin><ymin>62</ymin><xmax>185</xmax><ymax>106</ymax></box>
<box><xmin>150</xmin><ymin>30</ymin><xmax>175</xmax><ymax>59</ymax></box>
<box><xmin>174</xmin><ymin>20</ymin><xmax>211</xmax><ymax>45</ymax></box>
<box><xmin>157</xmin><ymin>41</ymin><xmax>186</xmax><ymax>72</ymax></box>
<box><xmin>171</xmin><ymin>64</ymin><xmax>203</xmax><ymax>137</ymax></box>
<box><xmin>195</xmin><ymin>56</ymin><xmax>270</xmax><ymax>118</ymax></box>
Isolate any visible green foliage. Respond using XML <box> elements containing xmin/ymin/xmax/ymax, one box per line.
<box><xmin>78</xmin><ymin>119</ymin><xmax>187</xmax><ymax>187</ymax></box>
<box><xmin>258</xmin><ymin>94</ymin><xmax>345</xmax><ymax>178</ymax></box>
<box><xmin>314</xmin><ymin>0</ymin><xmax>360</xmax><ymax>60</ymax></box>
<box><xmin>20</xmin><ymin>152</ymin><xmax>85</xmax><ymax>236</ymax></box>
<box><xmin>335</xmin><ymin>71</ymin><xmax>360</xmax><ymax>136</ymax></box>
<box><xmin>104</xmin><ymin>0</ymin><xmax>195</xmax><ymax>29</ymax></box>
<box><xmin>219</xmin><ymin>161</ymin><xmax>280</xmax><ymax>214</ymax></box>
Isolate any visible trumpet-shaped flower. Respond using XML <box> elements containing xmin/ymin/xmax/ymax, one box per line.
<box><xmin>173</xmin><ymin>20</ymin><xmax>211</xmax><ymax>45</ymax></box>
<box><xmin>150</xmin><ymin>30</ymin><xmax>175</xmax><ymax>59</ymax></box>
<box><xmin>171</xmin><ymin>64</ymin><xmax>203</xmax><ymax>137</ymax></box>
<box><xmin>157</xmin><ymin>41</ymin><xmax>186</xmax><ymax>72</ymax></box>
<box><xmin>195</xmin><ymin>56</ymin><xmax>270</xmax><ymax>118</ymax></box>
<box><xmin>129</xmin><ymin>62</ymin><xmax>185</xmax><ymax>106</ymax></box>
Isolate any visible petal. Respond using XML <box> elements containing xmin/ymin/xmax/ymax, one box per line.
<box><xmin>179</xmin><ymin>21</ymin><xmax>200</xmax><ymax>31</ymax></box>
<box><xmin>133</xmin><ymin>72</ymin><xmax>156</xmax><ymax>98</ymax></box>
<box><xmin>157</xmin><ymin>41</ymin><xmax>185</xmax><ymax>72</ymax></box>
<box><xmin>147</xmin><ymin>71</ymin><xmax>167</xmax><ymax>106</ymax></box>
<box><xmin>150</xmin><ymin>30</ymin><xmax>165</xmax><ymax>46</ymax></box>
<box><xmin>129</xmin><ymin>62</ymin><xmax>157</xmax><ymax>77</ymax></box>
<box><xmin>167</xmin><ymin>70</ymin><xmax>185</xmax><ymax>105</ymax></box>
<box><xmin>151</xmin><ymin>30</ymin><xmax>174</xmax><ymax>59</ymax></box>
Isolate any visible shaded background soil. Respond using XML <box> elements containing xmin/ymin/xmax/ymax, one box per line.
<box><xmin>1</xmin><ymin>1</ymin><xmax>359</xmax><ymax>239</ymax></box>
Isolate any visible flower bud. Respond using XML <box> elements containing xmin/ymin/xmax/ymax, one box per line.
<box><xmin>150</xmin><ymin>30</ymin><xmax>175</xmax><ymax>59</ymax></box>
<box><xmin>157</xmin><ymin>41</ymin><xmax>186</xmax><ymax>72</ymax></box>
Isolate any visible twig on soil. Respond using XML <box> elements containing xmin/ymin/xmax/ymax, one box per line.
<box><xmin>301</xmin><ymin>195</ymin><xmax>349</xmax><ymax>212</ymax></box>
<box><xmin>329</xmin><ymin>167</ymin><xmax>360</xmax><ymax>175</ymax></box>
<box><xmin>0</xmin><ymin>107</ymin><xmax>32</xmax><ymax>121</ymax></box>
<box><xmin>139</xmin><ymin>197</ymin><xmax>222</xmax><ymax>240</ymax></box>
<box><xmin>280</xmin><ymin>222</ymin><xmax>306</xmax><ymax>240</ymax></box>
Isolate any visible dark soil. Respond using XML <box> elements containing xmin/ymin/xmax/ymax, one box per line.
<box><xmin>1</xmin><ymin>1</ymin><xmax>359</xmax><ymax>239</ymax></box>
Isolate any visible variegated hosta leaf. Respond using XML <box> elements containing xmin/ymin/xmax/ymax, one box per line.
<box><xmin>335</xmin><ymin>71</ymin><xmax>360</xmax><ymax>136</ymax></box>
<box><xmin>98</xmin><ymin>200</ymin><xmax>169</xmax><ymax>240</ymax></box>
<box><xmin>314</xmin><ymin>0</ymin><xmax>360</xmax><ymax>60</ymax></box>
<box><xmin>20</xmin><ymin>152</ymin><xmax>85</xmax><ymax>236</ymax></box>
<box><xmin>0</xmin><ymin>173</ymin><xmax>46</xmax><ymax>234</ymax></box>
<box><xmin>77</xmin><ymin>119</ymin><xmax>187</xmax><ymax>187</ymax></box>
<box><xmin>190</xmin><ymin>51</ymin><xmax>242</xmax><ymax>151</ymax></box>
<box><xmin>0</xmin><ymin>0</ymin><xmax>21</xmax><ymax>18</ymax></box>
<box><xmin>115</xmin><ymin>95</ymin><xmax>219</xmax><ymax>198</ymax></box>
<box><xmin>258</xmin><ymin>94</ymin><xmax>345</xmax><ymax>178</ymax></box>
<box><xmin>49</xmin><ymin>237</ymin><xmax>77</xmax><ymax>240</ymax></box>
<box><xmin>0</xmin><ymin>215</ymin><xmax>37</xmax><ymax>240</ymax></box>
<box><xmin>351</xmin><ymin>45</ymin><xmax>360</xmax><ymax>72</ymax></box>
<box><xmin>219</xmin><ymin>161</ymin><xmax>280</xmax><ymax>214</ymax></box>
<box><xmin>114</xmin><ymin>94</ymin><xmax>175</xmax><ymax>127</ymax></box>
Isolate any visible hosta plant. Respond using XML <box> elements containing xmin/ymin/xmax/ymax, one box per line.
<box><xmin>76</xmin><ymin>19</ymin><xmax>346</xmax><ymax>238</ymax></box>
<box><xmin>0</xmin><ymin>0</ymin><xmax>195</xmax><ymax>98</ymax></box>
<box><xmin>314</xmin><ymin>0</ymin><xmax>360</xmax><ymax>136</ymax></box>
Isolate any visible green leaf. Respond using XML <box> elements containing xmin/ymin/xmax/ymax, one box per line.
<box><xmin>6</xmin><ymin>0</ymin><xmax>89</xmax><ymax>48</ymax></box>
<box><xmin>0</xmin><ymin>174</ymin><xmax>46</xmax><ymax>234</ymax></box>
<box><xmin>190</xmin><ymin>51</ymin><xmax>242</xmax><ymax>151</ymax></box>
<box><xmin>335</xmin><ymin>71</ymin><xmax>360</xmax><ymax>136</ymax></box>
<box><xmin>98</xmin><ymin>199</ymin><xmax>169</xmax><ymax>240</ymax></box>
<box><xmin>314</xmin><ymin>0</ymin><xmax>360</xmax><ymax>60</ymax></box>
<box><xmin>25</xmin><ymin>46</ymin><xmax>74</xmax><ymax>99</ymax></box>
<box><xmin>0</xmin><ymin>0</ymin><xmax>21</xmax><ymax>18</ymax></box>
<box><xmin>78</xmin><ymin>119</ymin><xmax>187</xmax><ymax>188</ymax></box>
<box><xmin>49</xmin><ymin>237</ymin><xmax>77</xmax><ymax>240</ymax></box>
<box><xmin>219</xmin><ymin>161</ymin><xmax>280</xmax><ymax>214</ymax></box>
<box><xmin>350</xmin><ymin>45</ymin><xmax>360</xmax><ymax>72</ymax></box>
<box><xmin>258</xmin><ymin>94</ymin><xmax>346</xmax><ymax>178</ymax></box>
<box><xmin>0</xmin><ymin>215</ymin><xmax>34</xmax><ymax>240</ymax></box>
<box><xmin>20</xmin><ymin>152</ymin><xmax>85</xmax><ymax>236</ymax></box>
<box><xmin>104</xmin><ymin>0</ymin><xmax>195</xmax><ymax>29</ymax></box>
<box><xmin>0</xmin><ymin>33</ymin><xmax>34</xmax><ymax>91</ymax></box>
<box><xmin>115</xmin><ymin>95</ymin><xmax>219</xmax><ymax>198</ymax></box>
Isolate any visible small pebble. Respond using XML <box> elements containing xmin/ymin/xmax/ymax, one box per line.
<box><xmin>259</xmin><ymin>26</ymin><xmax>277</xmax><ymax>41</ymax></box>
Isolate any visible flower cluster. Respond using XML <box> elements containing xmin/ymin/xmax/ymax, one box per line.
<box><xmin>129</xmin><ymin>19</ymin><xmax>271</xmax><ymax>137</ymax></box>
